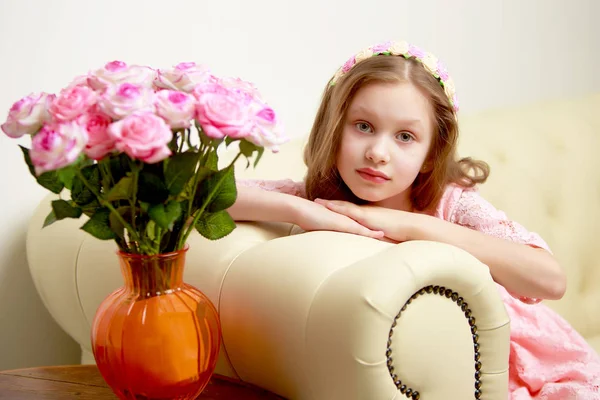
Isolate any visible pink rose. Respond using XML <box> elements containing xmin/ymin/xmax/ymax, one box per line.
<box><xmin>49</xmin><ymin>86</ymin><xmax>98</xmax><ymax>122</ymax></box>
<box><xmin>452</xmin><ymin>94</ymin><xmax>460</xmax><ymax>112</ymax></box>
<box><xmin>154</xmin><ymin>90</ymin><xmax>196</xmax><ymax>129</ymax></box>
<box><xmin>341</xmin><ymin>56</ymin><xmax>356</xmax><ymax>73</ymax></box>
<box><xmin>99</xmin><ymin>83</ymin><xmax>154</xmax><ymax>120</ymax></box>
<box><xmin>108</xmin><ymin>112</ymin><xmax>173</xmax><ymax>163</ymax></box>
<box><xmin>88</xmin><ymin>61</ymin><xmax>155</xmax><ymax>91</ymax></box>
<box><xmin>30</xmin><ymin>121</ymin><xmax>88</xmax><ymax>175</ymax></box>
<box><xmin>437</xmin><ymin>61</ymin><xmax>449</xmax><ymax>81</ymax></box>
<box><xmin>79</xmin><ymin>110</ymin><xmax>115</xmax><ymax>160</ymax></box>
<box><xmin>66</xmin><ymin>75</ymin><xmax>93</xmax><ymax>90</ymax></box>
<box><xmin>408</xmin><ymin>45</ymin><xmax>426</xmax><ymax>59</ymax></box>
<box><xmin>217</xmin><ymin>77</ymin><xmax>261</xmax><ymax>99</ymax></box>
<box><xmin>1</xmin><ymin>93</ymin><xmax>54</xmax><ymax>138</ymax></box>
<box><xmin>154</xmin><ymin>62</ymin><xmax>213</xmax><ymax>92</ymax></box>
<box><xmin>371</xmin><ymin>41</ymin><xmax>392</xmax><ymax>53</ymax></box>
<box><xmin>194</xmin><ymin>83</ymin><xmax>254</xmax><ymax>139</ymax></box>
<box><xmin>247</xmin><ymin>103</ymin><xmax>288</xmax><ymax>152</ymax></box>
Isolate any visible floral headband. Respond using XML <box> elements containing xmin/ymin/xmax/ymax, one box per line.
<box><xmin>330</xmin><ymin>40</ymin><xmax>459</xmax><ymax>112</ymax></box>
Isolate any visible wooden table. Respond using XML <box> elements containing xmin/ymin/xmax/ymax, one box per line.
<box><xmin>0</xmin><ymin>365</ymin><xmax>285</xmax><ymax>399</ymax></box>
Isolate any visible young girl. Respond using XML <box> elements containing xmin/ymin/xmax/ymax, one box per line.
<box><xmin>229</xmin><ymin>40</ymin><xmax>600</xmax><ymax>399</ymax></box>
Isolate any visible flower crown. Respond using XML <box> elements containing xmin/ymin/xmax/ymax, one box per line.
<box><xmin>330</xmin><ymin>40</ymin><xmax>459</xmax><ymax>112</ymax></box>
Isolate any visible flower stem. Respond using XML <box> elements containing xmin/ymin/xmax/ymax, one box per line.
<box><xmin>74</xmin><ymin>168</ymin><xmax>142</xmax><ymax>248</ymax></box>
<box><xmin>178</xmin><ymin>152</ymin><xmax>242</xmax><ymax>248</ymax></box>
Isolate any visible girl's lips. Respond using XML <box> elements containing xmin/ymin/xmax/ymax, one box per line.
<box><xmin>357</xmin><ymin>169</ymin><xmax>390</xmax><ymax>183</ymax></box>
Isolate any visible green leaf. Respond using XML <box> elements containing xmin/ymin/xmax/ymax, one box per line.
<box><xmin>253</xmin><ymin>146</ymin><xmax>265</xmax><ymax>168</ymax></box>
<box><xmin>108</xmin><ymin>153</ymin><xmax>131</xmax><ymax>183</ymax></box>
<box><xmin>81</xmin><ymin>200</ymin><xmax>101</xmax><ymax>217</ymax></box>
<box><xmin>137</xmin><ymin>170</ymin><xmax>169</xmax><ymax>204</ymax></box>
<box><xmin>197</xmin><ymin>166</ymin><xmax>237</xmax><ymax>212</ymax></box>
<box><xmin>71</xmin><ymin>165</ymin><xmax>100</xmax><ymax>206</ymax></box>
<box><xmin>107</xmin><ymin>177</ymin><xmax>133</xmax><ymax>201</ymax></box>
<box><xmin>19</xmin><ymin>146</ymin><xmax>66</xmax><ymax>194</ymax></box>
<box><xmin>43</xmin><ymin>210</ymin><xmax>57</xmax><ymax>228</ymax></box>
<box><xmin>164</xmin><ymin>152</ymin><xmax>198</xmax><ymax>196</ymax></box>
<box><xmin>57</xmin><ymin>166</ymin><xmax>76</xmax><ymax>190</ymax></box>
<box><xmin>177</xmin><ymin>166</ymin><xmax>213</xmax><ymax>201</ymax></box>
<box><xmin>19</xmin><ymin>145</ymin><xmax>36</xmax><ymax>177</ymax></box>
<box><xmin>205</xmin><ymin>150</ymin><xmax>218</xmax><ymax>171</ymax></box>
<box><xmin>146</xmin><ymin>220</ymin><xmax>157</xmax><ymax>241</ymax></box>
<box><xmin>239</xmin><ymin>139</ymin><xmax>259</xmax><ymax>158</ymax></box>
<box><xmin>224</xmin><ymin>137</ymin><xmax>234</xmax><ymax>147</ymax></box>
<box><xmin>195</xmin><ymin>210</ymin><xmax>236</xmax><ymax>240</ymax></box>
<box><xmin>51</xmin><ymin>199</ymin><xmax>83</xmax><ymax>220</ymax></box>
<box><xmin>81</xmin><ymin>208</ymin><xmax>116</xmax><ymax>240</ymax></box>
<box><xmin>239</xmin><ymin>139</ymin><xmax>265</xmax><ymax>168</ymax></box>
<box><xmin>148</xmin><ymin>201</ymin><xmax>182</xmax><ymax>230</ymax></box>
<box><xmin>37</xmin><ymin>172</ymin><xmax>65</xmax><ymax>194</ymax></box>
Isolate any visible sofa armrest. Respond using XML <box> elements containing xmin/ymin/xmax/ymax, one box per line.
<box><xmin>217</xmin><ymin>231</ymin><xmax>510</xmax><ymax>400</ymax></box>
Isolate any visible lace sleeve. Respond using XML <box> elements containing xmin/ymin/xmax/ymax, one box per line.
<box><xmin>449</xmin><ymin>187</ymin><xmax>552</xmax><ymax>305</ymax></box>
<box><xmin>236</xmin><ymin>178</ymin><xmax>306</xmax><ymax>198</ymax></box>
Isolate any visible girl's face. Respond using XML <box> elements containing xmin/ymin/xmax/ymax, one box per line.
<box><xmin>336</xmin><ymin>81</ymin><xmax>434</xmax><ymax>211</ymax></box>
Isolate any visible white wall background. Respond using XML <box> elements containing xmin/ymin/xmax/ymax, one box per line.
<box><xmin>0</xmin><ymin>0</ymin><xmax>598</xmax><ymax>370</ymax></box>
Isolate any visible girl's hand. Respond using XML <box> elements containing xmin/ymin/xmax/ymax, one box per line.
<box><xmin>292</xmin><ymin>199</ymin><xmax>385</xmax><ymax>240</ymax></box>
<box><xmin>314</xmin><ymin>198</ymin><xmax>417</xmax><ymax>242</ymax></box>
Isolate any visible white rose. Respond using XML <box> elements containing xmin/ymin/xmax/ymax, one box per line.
<box><xmin>443</xmin><ymin>77</ymin><xmax>456</xmax><ymax>98</ymax></box>
<box><xmin>154</xmin><ymin>62</ymin><xmax>213</xmax><ymax>93</ymax></box>
<box><xmin>421</xmin><ymin>53</ymin><xmax>439</xmax><ymax>75</ymax></box>
<box><xmin>99</xmin><ymin>83</ymin><xmax>155</xmax><ymax>120</ymax></box>
<box><xmin>354</xmin><ymin>48</ymin><xmax>375</xmax><ymax>63</ymax></box>
<box><xmin>389</xmin><ymin>41</ymin><xmax>409</xmax><ymax>56</ymax></box>
<box><xmin>1</xmin><ymin>93</ymin><xmax>53</xmax><ymax>138</ymax></box>
<box><xmin>88</xmin><ymin>61</ymin><xmax>155</xmax><ymax>91</ymax></box>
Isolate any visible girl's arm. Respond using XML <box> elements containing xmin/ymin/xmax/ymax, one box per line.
<box><xmin>229</xmin><ymin>183</ymin><xmax>384</xmax><ymax>239</ymax></box>
<box><xmin>316</xmin><ymin>190</ymin><xmax>566</xmax><ymax>301</ymax></box>
<box><xmin>408</xmin><ymin>215</ymin><xmax>566</xmax><ymax>300</ymax></box>
<box><xmin>227</xmin><ymin>185</ymin><xmax>302</xmax><ymax>223</ymax></box>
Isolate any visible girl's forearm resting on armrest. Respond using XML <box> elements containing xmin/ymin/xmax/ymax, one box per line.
<box><xmin>228</xmin><ymin>186</ymin><xmax>301</xmax><ymax>224</ymax></box>
<box><xmin>408</xmin><ymin>214</ymin><xmax>566</xmax><ymax>301</ymax></box>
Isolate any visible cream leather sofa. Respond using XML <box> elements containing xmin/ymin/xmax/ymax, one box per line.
<box><xmin>26</xmin><ymin>93</ymin><xmax>600</xmax><ymax>400</ymax></box>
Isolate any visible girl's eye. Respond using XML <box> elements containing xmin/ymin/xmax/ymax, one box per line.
<box><xmin>397</xmin><ymin>132</ymin><xmax>414</xmax><ymax>142</ymax></box>
<box><xmin>355</xmin><ymin>122</ymin><xmax>372</xmax><ymax>133</ymax></box>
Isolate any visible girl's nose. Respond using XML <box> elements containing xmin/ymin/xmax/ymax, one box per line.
<box><xmin>365</xmin><ymin>138</ymin><xmax>390</xmax><ymax>164</ymax></box>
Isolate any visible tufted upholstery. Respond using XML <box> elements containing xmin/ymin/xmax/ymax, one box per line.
<box><xmin>458</xmin><ymin>93</ymin><xmax>600</xmax><ymax>352</ymax></box>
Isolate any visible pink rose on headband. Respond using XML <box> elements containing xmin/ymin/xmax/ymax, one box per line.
<box><xmin>154</xmin><ymin>62</ymin><xmax>213</xmax><ymax>92</ymax></box>
<box><xmin>30</xmin><ymin>121</ymin><xmax>88</xmax><ymax>175</ymax></box>
<box><xmin>99</xmin><ymin>83</ymin><xmax>154</xmax><ymax>120</ymax></box>
<box><xmin>341</xmin><ymin>56</ymin><xmax>356</xmax><ymax>73</ymax></box>
<box><xmin>1</xmin><ymin>93</ymin><xmax>53</xmax><ymax>138</ymax></box>
<box><xmin>108</xmin><ymin>112</ymin><xmax>172</xmax><ymax>163</ymax></box>
<box><xmin>79</xmin><ymin>110</ymin><xmax>115</xmax><ymax>160</ymax></box>
<box><xmin>452</xmin><ymin>94</ymin><xmax>460</xmax><ymax>111</ymax></box>
<box><xmin>154</xmin><ymin>90</ymin><xmax>196</xmax><ymax>129</ymax></box>
<box><xmin>408</xmin><ymin>45</ymin><xmax>426</xmax><ymax>59</ymax></box>
<box><xmin>194</xmin><ymin>83</ymin><xmax>254</xmax><ymax>139</ymax></box>
<box><xmin>49</xmin><ymin>86</ymin><xmax>98</xmax><ymax>122</ymax></box>
<box><xmin>371</xmin><ymin>41</ymin><xmax>392</xmax><ymax>53</ymax></box>
<box><xmin>88</xmin><ymin>61</ymin><xmax>155</xmax><ymax>91</ymax></box>
<box><xmin>437</xmin><ymin>61</ymin><xmax>449</xmax><ymax>81</ymax></box>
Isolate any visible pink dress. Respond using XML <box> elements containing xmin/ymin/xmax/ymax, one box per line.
<box><xmin>238</xmin><ymin>179</ymin><xmax>600</xmax><ymax>399</ymax></box>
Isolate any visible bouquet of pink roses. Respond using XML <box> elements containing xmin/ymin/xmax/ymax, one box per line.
<box><xmin>2</xmin><ymin>61</ymin><xmax>286</xmax><ymax>255</ymax></box>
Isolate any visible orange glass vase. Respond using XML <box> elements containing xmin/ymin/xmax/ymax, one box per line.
<box><xmin>91</xmin><ymin>247</ymin><xmax>221</xmax><ymax>400</ymax></box>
